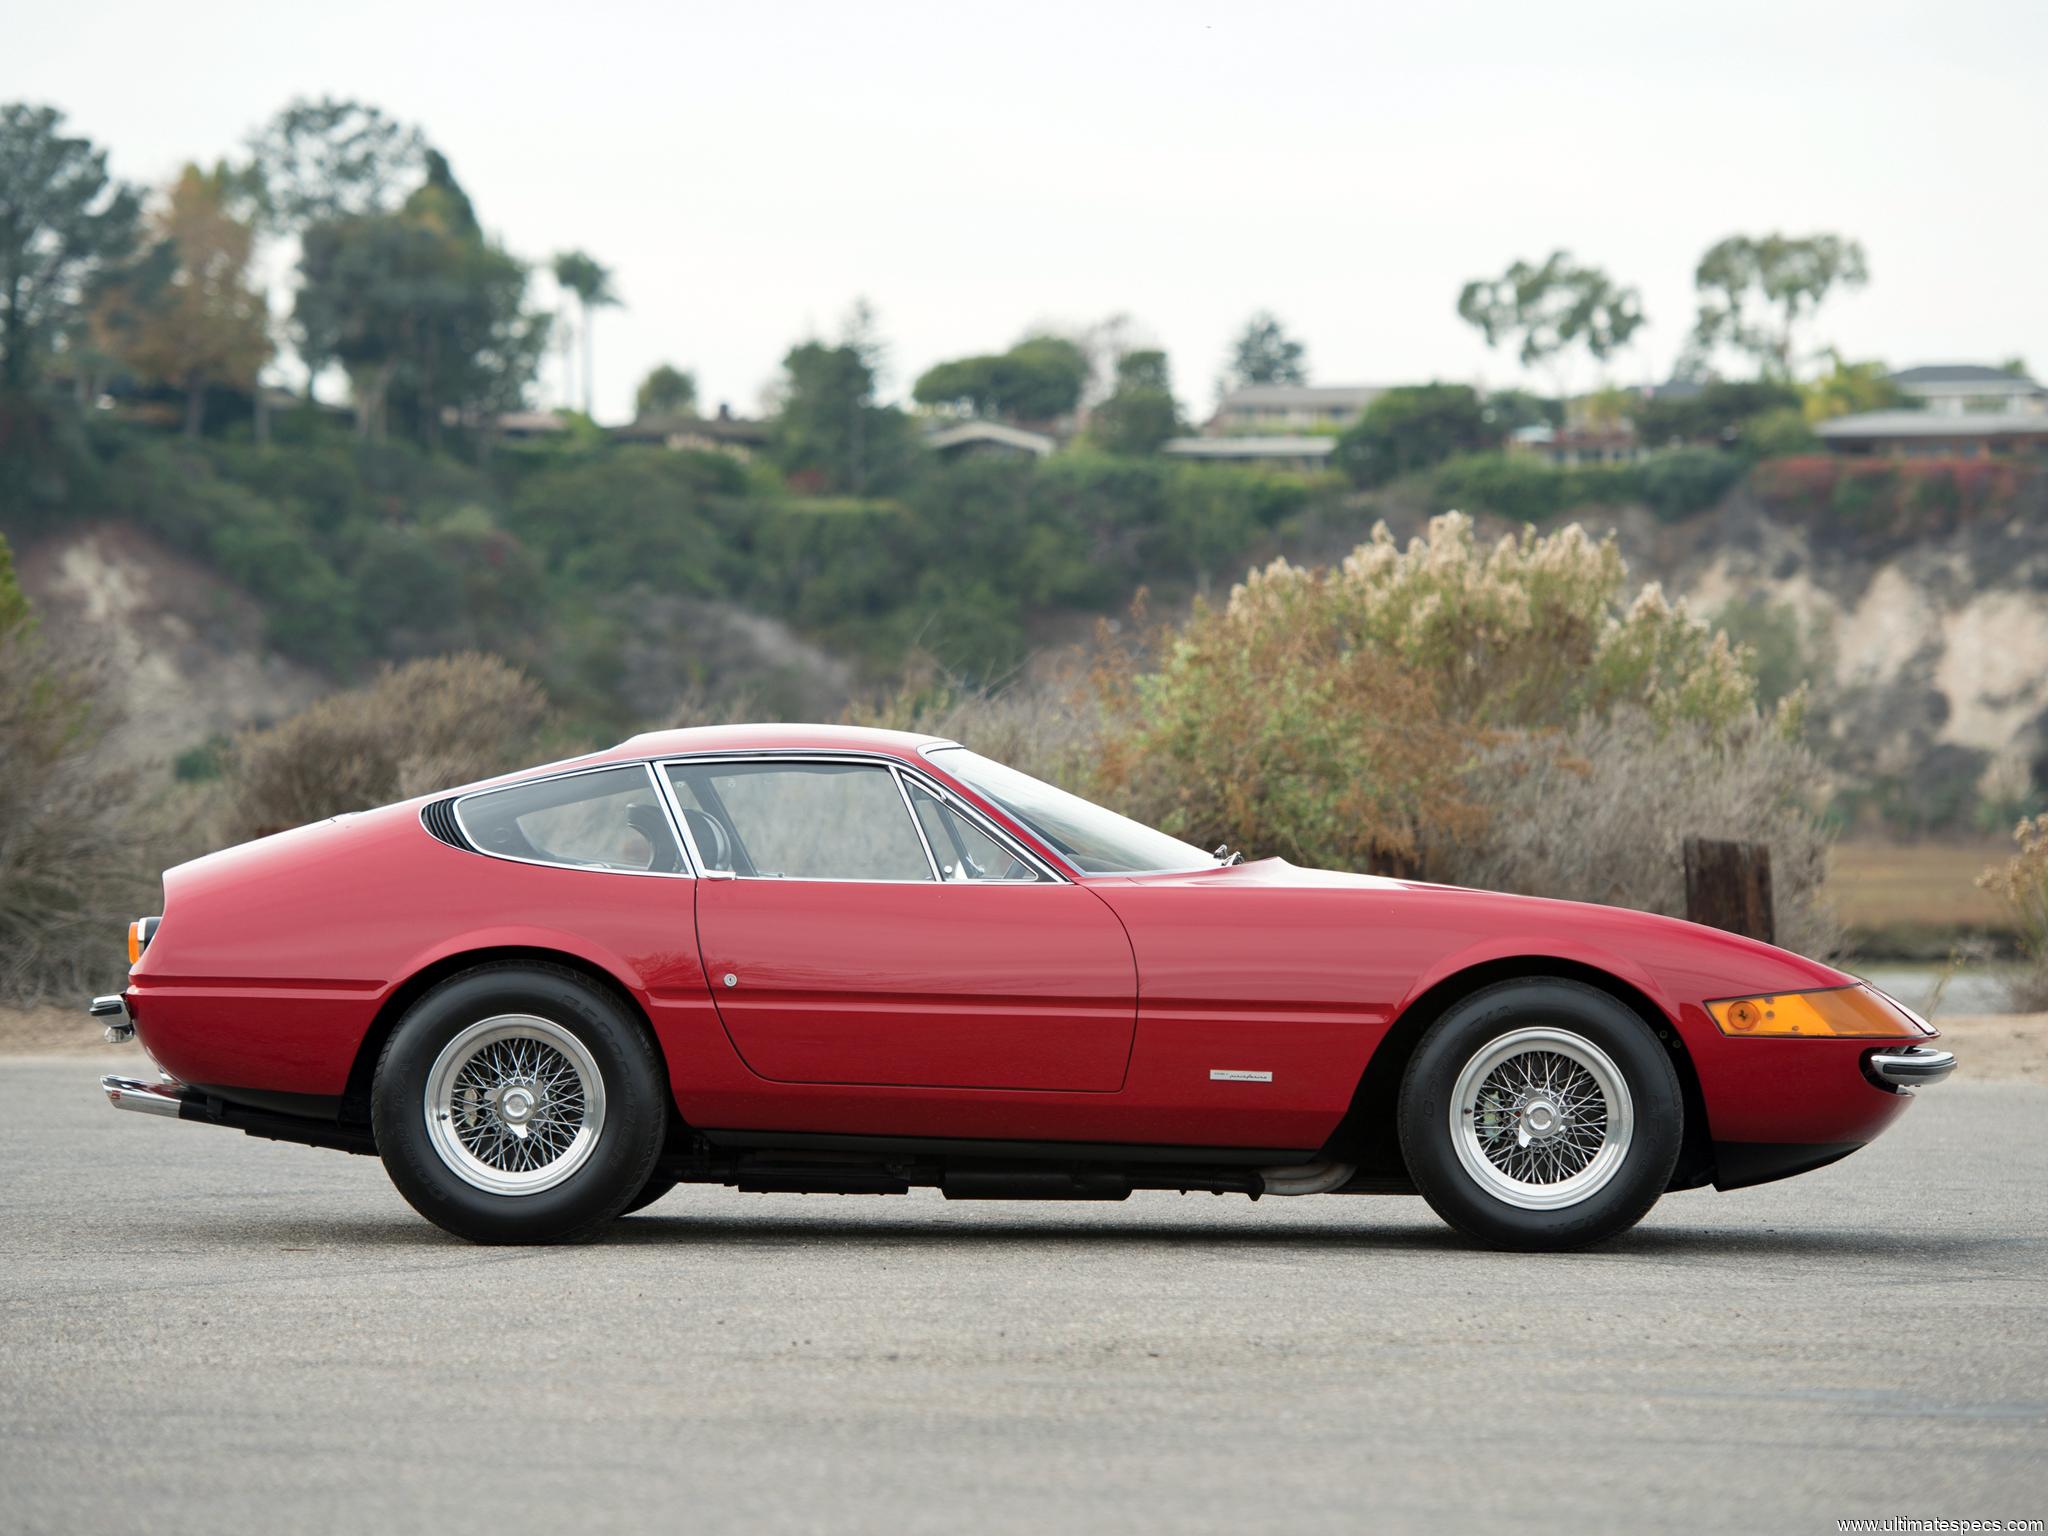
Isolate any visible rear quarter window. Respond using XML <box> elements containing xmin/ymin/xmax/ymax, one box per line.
<box><xmin>456</xmin><ymin>766</ymin><xmax>684</xmax><ymax>874</ymax></box>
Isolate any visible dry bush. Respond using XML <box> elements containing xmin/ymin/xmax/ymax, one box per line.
<box><xmin>1091</xmin><ymin>594</ymin><xmax>1479</xmax><ymax>874</ymax></box>
<box><xmin>1442</xmin><ymin>709</ymin><xmax>1839</xmax><ymax>958</ymax></box>
<box><xmin>1979</xmin><ymin>816</ymin><xmax>2048</xmax><ymax>1010</ymax></box>
<box><xmin>844</xmin><ymin>657</ymin><xmax>1109</xmax><ymax>793</ymax></box>
<box><xmin>0</xmin><ymin>550</ymin><xmax>161</xmax><ymax>1003</ymax></box>
<box><xmin>222</xmin><ymin>654</ymin><xmax>551</xmax><ymax>842</ymax></box>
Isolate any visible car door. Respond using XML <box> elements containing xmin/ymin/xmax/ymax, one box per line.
<box><xmin>667</xmin><ymin>756</ymin><xmax>1137</xmax><ymax>1092</ymax></box>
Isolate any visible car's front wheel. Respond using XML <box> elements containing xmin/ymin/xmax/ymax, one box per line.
<box><xmin>372</xmin><ymin>963</ymin><xmax>666</xmax><ymax>1243</ymax></box>
<box><xmin>1397</xmin><ymin>979</ymin><xmax>1682</xmax><ymax>1250</ymax></box>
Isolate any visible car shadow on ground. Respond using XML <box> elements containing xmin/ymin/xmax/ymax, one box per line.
<box><xmin>599</xmin><ymin>1211</ymin><xmax>2009</xmax><ymax>1263</ymax></box>
<box><xmin>141</xmin><ymin>1200</ymin><xmax>2026</xmax><ymax>1264</ymax></box>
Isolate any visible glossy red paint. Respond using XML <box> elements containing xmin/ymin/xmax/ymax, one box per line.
<box><xmin>125</xmin><ymin>723</ymin><xmax>1926</xmax><ymax>1169</ymax></box>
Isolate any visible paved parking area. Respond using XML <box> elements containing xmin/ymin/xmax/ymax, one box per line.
<box><xmin>2</xmin><ymin>1058</ymin><xmax>2043</xmax><ymax>1533</ymax></box>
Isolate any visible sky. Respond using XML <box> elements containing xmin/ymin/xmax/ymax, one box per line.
<box><xmin>8</xmin><ymin>0</ymin><xmax>2045</xmax><ymax>424</ymax></box>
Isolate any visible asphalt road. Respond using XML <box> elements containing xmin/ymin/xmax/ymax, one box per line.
<box><xmin>3</xmin><ymin>1059</ymin><xmax>2044</xmax><ymax>1534</ymax></box>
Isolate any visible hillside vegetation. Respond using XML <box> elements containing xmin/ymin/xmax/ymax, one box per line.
<box><xmin>1</xmin><ymin>395</ymin><xmax>1322</xmax><ymax>730</ymax></box>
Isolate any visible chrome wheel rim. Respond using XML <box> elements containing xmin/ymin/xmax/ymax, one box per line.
<box><xmin>424</xmin><ymin>1014</ymin><xmax>605</xmax><ymax>1196</ymax></box>
<box><xmin>1449</xmin><ymin>1026</ymin><xmax>1633</xmax><ymax>1211</ymax></box>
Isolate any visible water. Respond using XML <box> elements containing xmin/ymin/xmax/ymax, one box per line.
<box><xmin>1850</xmin><ymin>963</ymin><xmax>2020</xmax><ymax>1018</ymax></box>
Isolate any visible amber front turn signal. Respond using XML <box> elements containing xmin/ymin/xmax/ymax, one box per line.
<box><xmin>1708</xmin><ymin>984</ymin><xmax>1926</xmax><ymax>1039</ymax></box>
<box><xmin>126</xmin><ymin>915</ymin><xmax>160</xmax><ymax>966</ymax></box>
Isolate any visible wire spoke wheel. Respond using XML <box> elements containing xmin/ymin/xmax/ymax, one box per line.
<box><xmin>1449</xmin><ymin>1026</ymin><xmax>1634</xmax><ymax>1211</ymax></box>
<box><xmin>424</xmin><ymin>1014</ymin><xmax>606</xmax><ymax>1196</ymax></box>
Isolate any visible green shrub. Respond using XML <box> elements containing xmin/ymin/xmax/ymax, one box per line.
<box><xmin>1334</xmin><ymin>384</ymin><xmax>1487</xmax><ymax>487</ymax></box>
<box><xmin>1634</xmin><ymin>447</ymin><xmax>1744</xmax><ymax>520</ymax></box>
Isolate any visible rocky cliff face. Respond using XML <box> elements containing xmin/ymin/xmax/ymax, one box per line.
<box><xmin>1608</xmin><ymin>480</ymin><xmax>2048</xmax><ymax>825</ymax></box>
<box><xmin>15</xmin><ymin>522</ymin><xmax>326</xmax><ymax>763</ymax></box>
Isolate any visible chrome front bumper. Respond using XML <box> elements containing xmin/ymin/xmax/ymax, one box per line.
<box><xmin>1865</xmin><ymin>1045</ymin><xmax>1958</xmax><ymax>1088</ymax></box>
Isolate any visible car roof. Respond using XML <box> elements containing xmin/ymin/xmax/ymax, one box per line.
<box><xmin>603</xmin><ymin>722</ymin><xmax>950</xmax><ymax>763</ymax></box>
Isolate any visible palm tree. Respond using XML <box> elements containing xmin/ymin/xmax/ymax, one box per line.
<box><xmin>550</xmin><ymin>250</ymin><xmax>620</xmax><ymax>416</ymax></box>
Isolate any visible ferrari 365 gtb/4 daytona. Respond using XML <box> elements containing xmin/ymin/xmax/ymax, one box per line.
<box><xmin>94</xmin><ymin>725</ymin><xmax>1953</xmax><ymax>1249</ymax></box>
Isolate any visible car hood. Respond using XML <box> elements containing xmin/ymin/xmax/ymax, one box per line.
<box><xmin>1100</xmin><ymin>857</ymin><xmax>1854</xmax><ymax>994</ymax></box>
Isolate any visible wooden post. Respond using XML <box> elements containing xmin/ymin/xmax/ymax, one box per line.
<box><xmin>1683</xmin><ymin>838</ymin><xmax>1776</xmax><ymax>944</ymax></box>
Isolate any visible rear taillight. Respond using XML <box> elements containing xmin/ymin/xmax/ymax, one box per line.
<box><xmin>127</xmin><ymin>915</ymin><xmax>161</xmax><ymax>966</ymax></box>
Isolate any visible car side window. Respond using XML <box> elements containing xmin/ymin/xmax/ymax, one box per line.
<box><xmin>458</xmin><ymin>766</ymin><xmax>684</xmax><ymax>874</ymax></box>
<box><xmin>665</xmin><ymin>762</ymin><xmax>934</xmax><ymax>882</ymax></box>
<box><xmin>905</xmin><ymin>783</ymin><xmax>1044</xmax><ymax>882</ymax></box>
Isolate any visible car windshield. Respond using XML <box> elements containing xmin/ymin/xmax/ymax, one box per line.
<box><xmin>927</xmin><ymin>747</ymin><xmax>1220</xmax><ymax>875</ymax></box>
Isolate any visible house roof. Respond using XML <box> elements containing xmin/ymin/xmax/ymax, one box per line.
<box><xmin>614</xmin><ymin>412</ymin><xmax>769</xmax><ymax>444</ymax></box>
<box><xmin>1162</xmin><ymin>435</ymin><xmax>1336</xmax><ymax>459</ymax></box>
<box><xmin>923</xmin><ymin>421</ymin><xmax>1056</xmax><ymax>456</ymax></box>
<box><xmin>1890</xmin><ymin>364</ymin><xmax>2043</xmax><ymax>390</ymax></box>
<box><xmin>1216</xmin><ymin>384</ymin><xmax>1384</xmax><ymax>411</ymax></box>
<box><xmin>1817</xmin><ymin>410</ymin><xmax>2048</xmax><ymax>439</ymax></box>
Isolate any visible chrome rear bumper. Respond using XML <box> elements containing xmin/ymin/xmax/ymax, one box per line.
<box><xmin>101</xmin><ymin>1074</ymin><xmax>194</xmax><ymax>1118</ymax></box>
<box><xmin>1865</xmin><ymin>1045</ymin><xmax>1958</xmax><ymax>1088</ymax></box>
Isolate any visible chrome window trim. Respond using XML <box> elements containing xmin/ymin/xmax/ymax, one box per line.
<box><xmin>655</xmin><ymin>750</ymin><xmax>1067</xmax><ymax>886</ymax></box>
<box><xmin>909</xmin><ymin>741</ymin><xmax>1212</xmax><ymax>876</ymax></box>
<box><xmin>896</xmin><ymin>768</ymin><xmax>1052</xmax><ymax>885</ymax></box>
<box><xmin>443</xmin><ymin>761</ymin><xmax>696</xmax><ymax>880</ymax></box>
<box><xmin>916</xmin><ymin>741</ymin><xmax>1222</xmax><ymax>879</ymax></box>
<box><xmin>889</xmin><ymin>765</ymin><xmax>945</xmax><ymax>882</ymax></box>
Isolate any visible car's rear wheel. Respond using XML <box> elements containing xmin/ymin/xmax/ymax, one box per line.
<box><xmin>372</xmin><ymin>963</ymin><xmax>665</xmax><ymax>1244</ymax></box>
<box><xmin>1397</xmin><ymin>979</ymin><xmax>1682</xmax><ymax>1251</ymax></box>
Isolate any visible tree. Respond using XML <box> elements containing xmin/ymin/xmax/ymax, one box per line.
<box><xmin>551</xmin><ymin>250</ymin><xmax>619</xmax><ymax>416</ymax></box>
<box><xmin>1632</xmin><ymin>379</ymin><xmax>1803</xmax><ymax>448</ymax></box>
<box><xmin>1802</xmin><ymin>353</ymin><xmax>1906</xmax><ymax>424</ymax></box>
<box><xmin>99</xmin><ymin>164</ymin><xmax>270</xmax><ymax>437</ymax></box>
<box><xmin>0</xmin><ymin>104</ymin><xmax>142</xmax><ymax>389</ymax></box>
<box><xmin>1457</xmin><ymin>252</ymin><xmax>1644</xmax><ymax>399</ymax></box>
<box><xmin>913</xmin><ymin>334</ymin><xmax>1088</xmax><ymax>422</ymax></box>
<box><xmin>635</xmin><ymin>363</ymin><xmax>696</xmax><ymax>419</ymax></box>
<box><xmin>1089</xmin><ymin>349</ymin><xmax>1181</xmax><ymax>455</ymax></box>
<box><xmin>1690</xmin><ymin>232</ymin><xmax>1869</xmax><ymax>378</ymax></box>
<box><xmin>246</xmin><ymin>98</ymin><xmax>425</xmax><ymax>230</ymax></box>
<box><xmin>294</xmin><ymin>151</ymin><xmax>544</xmax><ymax>446</ymax></box>
<box><xmin>1224</xmin><ymin>310</ymin><xmax>1308</xmax><ymax>391</ymax></box>
<box><xmin>772</xmin><ymin>332</ymin><xmax>914</xmax><ymax>494</ymax></box>
<box><xmin>246</xmin><ymin>98</ymin><xmax>424</xmax><ymax>399</ymax></box>
<box><xmin>1333</xmin><ymin>384</ymin><xmax>1487</xmax><ymax>487</ymax></box>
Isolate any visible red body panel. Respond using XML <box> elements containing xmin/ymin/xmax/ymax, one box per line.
<box><xmin>694</xmin><ymin>878</ymin><xmax>1136</xmax><ymax>1091</ymax></box>
<box><xmin>125</xmin><ymin>723</ymin><xmax>1922</xmax><ymax>1162</ymax></box>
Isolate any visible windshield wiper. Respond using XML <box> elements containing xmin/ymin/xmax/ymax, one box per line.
<box><xmin>1212</xmin><ymin>844</ymin><xmax>1245</xmax><ymax>867</ymax></box>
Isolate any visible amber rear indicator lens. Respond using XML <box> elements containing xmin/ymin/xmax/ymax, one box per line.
<box><xmin>126</xmin><ymin>915</ymin><xmax>161</xmax><ymax>966</ymax></box>
<box><xmin>1707</xmin><ymin>985</ymin><xmax>1925</xmax><ymax>1039</ymax></box>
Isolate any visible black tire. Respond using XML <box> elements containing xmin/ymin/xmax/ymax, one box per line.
<box><xmin>371</xmin><ymin>963</ymin><xmax>666</xmax><ymax>1244</ymax></box>
<box><xmin>619</xmin><ymin>1172</ymin><xmax>679</xmax><ymax>1216</ymax></box>
<box><xmin>1397</xmin><ymin>978</ymin><xmax>1682</xmax><ymax>1251</ymax></box>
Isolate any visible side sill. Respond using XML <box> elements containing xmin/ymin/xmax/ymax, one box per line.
<box><xmin>697</xmin><ymin>1128</ymin><xmax>1316</xmax><ymax>1167</ymax></box>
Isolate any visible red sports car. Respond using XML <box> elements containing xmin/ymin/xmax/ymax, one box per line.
<box><xmin>94</xmin><ymin>724</ymin><xmax>1954</xmax><ymax>1249</ymax></box>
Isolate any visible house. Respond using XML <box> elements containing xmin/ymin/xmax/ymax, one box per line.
<box><xmin>612</xmin><ymin>406</ymin><xmax>770</xmax><ymax>461</ymax></box>
<box><xmin>924</xmin><ymin>421</ymin><xmax>1057</xmax><ymax>461</ymax></box>
<box><xmin>1889</xmin><ymin>364</ymin><xmax>2047</xmax><ymax>417</ymax></box>
<box><xmin>1162</xmin><ymin>435</ymin><xmax>1336</xmax><ymax>472</ymax></box>
<box><xmin>1508</xmin><ymin>421</ymin><xmax>1644</xmax><ymax>467</ymax></box>
<box><xmin>1816</xmin><ymin>411</ymin><xmax>2048</xmax><ymax>458</ymax></box>
<box><xmin>1208</xmin><ymin>384</ymin><xmax>1383</xmax><ymax>435</ymax></box>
